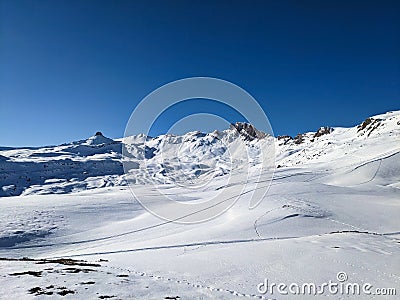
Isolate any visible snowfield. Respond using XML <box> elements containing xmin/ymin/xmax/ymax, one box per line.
<box><xmin>0</xmin><ymin>111</ymin><xmax>399</xmax><ymax>299</ymax></box>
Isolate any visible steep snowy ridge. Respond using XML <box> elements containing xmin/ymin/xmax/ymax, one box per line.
<box><xmin>276</xmin><ymin>110</ymin><xmax>400</xmax><ymax>168</ymax></box>
<box><xmin>1</xmin><ymin>110</ymin><xmax>399</xmax><ymax>196</ymax></box>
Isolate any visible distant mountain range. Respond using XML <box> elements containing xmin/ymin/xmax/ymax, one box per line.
<box><xmin>1</xmin><ymin>110</ymin><xmax>399</xmax><ymax>197</ymax></box>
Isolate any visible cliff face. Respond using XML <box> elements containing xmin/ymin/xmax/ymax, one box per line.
<box><xmin>230</xmin><ymin>122</ymin><xmax>267</xmax><ymax>141</ymax></box>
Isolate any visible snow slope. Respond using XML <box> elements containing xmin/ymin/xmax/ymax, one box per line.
<box><xmin>0</xmin><ymin>110</ymin><xmax>399</xmax><ymax>299</ymax></box>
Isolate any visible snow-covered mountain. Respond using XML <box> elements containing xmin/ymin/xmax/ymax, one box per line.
<box><xmin>0</xmin><ymin>110</ymin><xmax>399</xmax><ymax>299</ymax></box>
<box><xmin>1</xmin><ymin>110</ymin><xmax>399</xmax><ymax>197</ymax></box>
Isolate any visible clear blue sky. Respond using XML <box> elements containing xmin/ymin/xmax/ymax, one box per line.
<box><xmin>1</xmin><ymin>0</ymin><xmax>399</xmax><ymax>146</ymax></box>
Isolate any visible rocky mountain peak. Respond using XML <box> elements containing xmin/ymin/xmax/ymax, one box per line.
<box><xmin>230</xmin><ymin>122</ymin><xmax>267</xmax><ymax>141</ymax></box>
<box><xmin>86</xmin><ymin>132</ymin><xmax>114</xmax><ymax>146</ymax></box>
<box><xmin>314</xmin><ymin>126</ymin><xmax>333</xmax><ymax>138</ymax></box>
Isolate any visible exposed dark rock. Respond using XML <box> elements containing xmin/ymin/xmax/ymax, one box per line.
<box><xmin>81</xmin><ymin>281</ymin><xmax>95</xmax><ymax>285</ymax></box>
<box><xmin>95</xmin><ymin>131</ymin><xmax>103</xmax><ymax>136</ymax></box>
<box><xmin>28</xmin><ymin>287</ymin><xmax>53</xmax><ymax>295</ymax></box>
<box><xmin>57</xmin><ymin>289</ymin><xmax>75</xmax><ymax>296</ymax></box>
<box><xmin>314</xmin><ymin>127</ymin><xmax>333</xmax><ymax>138</ymax></box>
<box><xmin>9</xmin><ymin>270</ymin><xmax>42</xmax><ymax>277</ymax></box>
<box><xmin>277</xmin><ymin>135</ymin><xmax>292</xmax><ymax>140</ymax></box>
<box><xmin>0</xmin><ymin>257</ymin><xmax>101</xmax><ymax>267</ymax></box>
<box><xmin>357</xmin><ymin>118</ymin><xmax>373</xmax><ymax>132</ymax></box>
<box><xmin>293</xmin><ymin>133</ymin><xmax>305</xmax><ymax>144</ymax></box>
<box><xmin>62</xmin><ymin>267</ymin><xmax>97</xmax><ymax>274</ymax></box>
<box><xmin>230</xmin><ymin>122</ymin><xmax>267</xmax><ymax>141</ymax></box>
<box><xmin>277</xmin><ymin>135</ymin><xmax>293</xmax><ymax>145</ymax></box>
<box><xmin>357</xmin><ymin>117</ymin><xmax>382</xmax><ymax>136</ymax></box>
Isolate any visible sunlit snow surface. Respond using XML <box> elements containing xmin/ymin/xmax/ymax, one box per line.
<box><xmin>0</xmin><ymin>111</ymin><xmax>399</xmax><ymax>299</ymax></box>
